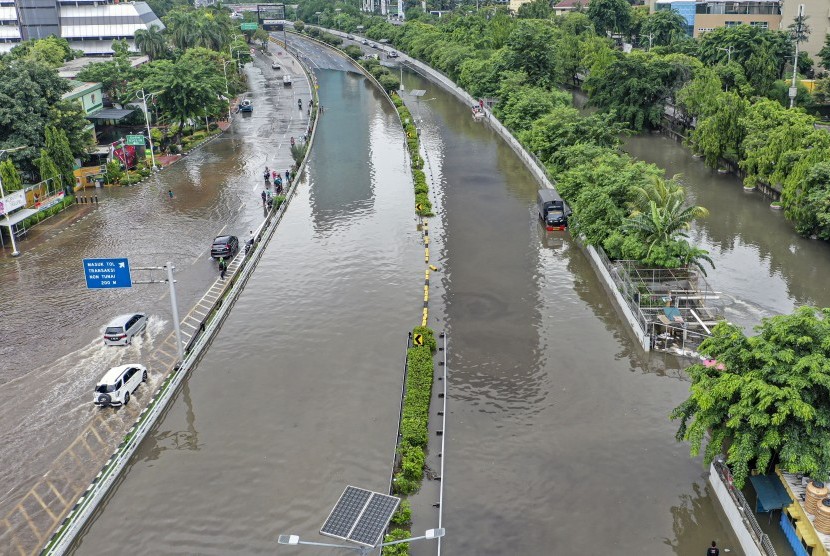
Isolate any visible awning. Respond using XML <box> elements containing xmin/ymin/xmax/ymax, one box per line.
<box><xmin>0</xmin><ymin>208</ymin><xmax>37</xmax><ymax>227</ymax></box>
<box><xmin>87</xmin><ymin>108</ymin><xmax>135</xmax><ymax>121</ymax></box>
<box><xmin>749</xmin><ymin>474</ymin><xmax>792</xmax><ymax>513</ymax></box>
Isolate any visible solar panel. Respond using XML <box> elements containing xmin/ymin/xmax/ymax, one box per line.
<box><xmin>319</xmin><ymin>486</ymin><xmax>400</xmax><ymax>548</ymax></box>
<box><xmin>349</xmin><ymin>493</ymin><xmax>400</xmax><ymax>546</ymax></box>
<box><xmin>409</xmin><ymin>89</ymin><xmax>427</xmax><ymax>97</ymax></box>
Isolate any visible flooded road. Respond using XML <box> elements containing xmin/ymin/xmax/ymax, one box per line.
<box><xmin>400</xmin><ymin>69</ymin><xmax>743</xmax><ymax>555</ymax></box>
<box><xmin>0</xmin><ymin>46</ymin><xmax>310</xmax><ymax>538</ymax></box>
<box><xmin>71</xmin><ymin>63</ymin><xmax>423</xmax><ymax>553</ymax></box>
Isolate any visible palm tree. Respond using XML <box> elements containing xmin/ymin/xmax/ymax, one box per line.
<box><xmin>622</xmin><ymin>175</ymin><xmax>708</xmax><ymax>264</ymax></box>
<box><xmin>164</xmin><ymin>10</ymin><xmax>198</xmax><ymax>50</ymax></box>
<box><xmin>134</xmin><ymin>25</ymin><xmax>168</xmax><ymax>60</ymax></box>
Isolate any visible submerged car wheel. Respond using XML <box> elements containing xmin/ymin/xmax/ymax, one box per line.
<box><xmin>123</xmin><ymin>392</ymin><xmax>130</xmax><ymax>405</ymax></box>
<box><xmin>142</xmin><ymin>370</ymin><xmax>148</xmax><ymax>382</ymax></box>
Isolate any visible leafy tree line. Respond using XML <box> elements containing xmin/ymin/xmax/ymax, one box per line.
<box><xmin>305</xmin><ymin>7</ymin><xmax>712</xmax><ymax>271</ymax></box>
<box><xmin>0</xmin><ymin>39</ymin><xmax>93</xmax><ymax>183</ymax></box>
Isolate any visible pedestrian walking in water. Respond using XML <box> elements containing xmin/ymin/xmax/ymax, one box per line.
<box><xmin>707</xmin><ymin>541</ymin><xmax>719</xmax><ymax>556</ymax></box>
<box><xmin>219</xmin><ymin>257</ymin><xmax>227</xmax><ymax>279</ymax></box>
<box><xmin>261</xmin><ymin>190</ymin><xmax>266</xmax><ymax>205</ymax></box>
<box><xmin>168</xmin><ymin>189</ymin><xmax>174</xmax><ymax>199</ymax></box>
<box><xmin>285</xmin><ymin>169</ymin><xmax>290</xmax><ymax>181</ymax></box>
<box><xmin>272</xmin><ymin>170</ymin><xmax>278</xmax><ymax>181</ymax></box>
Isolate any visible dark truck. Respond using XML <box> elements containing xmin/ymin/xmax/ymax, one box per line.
<box><xmin>537</xmin><ymin>189</ymin><xmax>572</xmax><ymax>231</ymax></box>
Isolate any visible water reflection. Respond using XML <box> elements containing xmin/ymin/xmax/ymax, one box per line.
<box><xmin>308</xmin><ymin>70</ymin><xmax>375</xmax><ymax>232</ymax></box>
<box><xmin>139</xmin><ymin>382</ymin><xmax>200</xmax><ymax>462</ymax></box>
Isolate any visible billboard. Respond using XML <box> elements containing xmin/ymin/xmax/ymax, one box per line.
<box><xmin>0</xmin><ymin>189</ymin><xmax>25</xmax><ymax>216</ymax></box>
<box><xmin>257</xmin><ymin>3</ymin><xmax>285</xmax><ymax>29</ymax></box>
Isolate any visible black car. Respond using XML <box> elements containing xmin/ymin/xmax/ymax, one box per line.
<box><xmin>211</xmin><ymin>235</ymin><xmax>239</xmax><ymax>259</ymax></box>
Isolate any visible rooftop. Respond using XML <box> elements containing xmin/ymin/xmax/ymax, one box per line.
<box><xmin>555</xmin><ymin>0</ymin><xmax>590</xmax><ymax>8</ymax></box>
<box><xmin>58</xmin><ymin>55</ymin><xmax>149</xmax><ymax>79</ymax></box>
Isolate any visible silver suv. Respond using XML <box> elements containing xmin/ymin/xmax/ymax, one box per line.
<box><xmin>93</xmin><ymin>364</ymin><xmax>147</xmax><ymax>407</ymax></box>
<box><xmin>103</xmin><ymin>313</ymin><xmax>147</xmax><ymax>346</ymax></box>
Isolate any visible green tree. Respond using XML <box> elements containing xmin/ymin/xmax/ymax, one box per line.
<box><xmin>504</xmin><ymin>20</ymin><xmax>560</xmax><ymax>87</ymax></box>
<box><xmin>0</xmin><ymin>159</ymin><xmax>23</xmax><ymax>192</ymax></box>
<box><xmin>0</xmin><ymin>60</ymin><xmax>85</xmax><ymax>174</ymax></box>
<box><xmin>818</xmin><ymin>33</ymin><xmax>830</xmax><ymax>70</ymax></box>
<box><xmin>640</xmin><ymin>9</ymin><xmax>687</xmax><ymax>48</ymax></box>
<box><xmin>137</xmin><ymin>49</ymin><xmax>227</xmax><ymax>134</ymax></box>
<box><xmin>45</xmin><ymin>126</ymin><xmax>75</xmax><ymax>193</ymax></box>
<box><xmin>587</xmin><ymin>0</ymin><xmax>631</xmax><ymax>36</ymax></box>
<box><xmin>134</xmin><ymin>24</ymin><xmax>169</xmax><ymax>60</ymax></box>
<box><xmin>343</xmin><ymin>44</ymin><xmax>363</xmax><ymax>60</ymax></box>
<box><xmin>687</xmin><ymin>91</ymin><xmax>748</xmax><ymax>167</ymax></box>
<box><xmin>587</xmin><ymin>52</ymin><xmax>695</xmax><ymax>131</ymax></box>
<box><xmin>10</xmin><ymin>36</ymin><xmax>74</xmax><ymax>68</ymax></box>
<box><xmin>676</xmin><ymin>67</ymin><xmax>721</xmax><ymax>119</ymax></box>
<box><xmin>495</xmin><ymin>83</ymin><xmax>571</xmax><ymax>133</ymax></box>
<box><xmin>517</xmin><ymin>0</ymin><xmax>551</xmax><ymax>19</ymax></box>
<box><xmin>77</xmin><ymin>58</ymin><xmax>135</xmax><ymax>104</ymax></box>
<box><xmin>672</xmin><ymin>307</ymin><xmax>830</xmax><ymax>488</ymax></box>
<box><xmin>35</xmin><ymin>149</ymin><xmax>61</xmax><ymax>184</ymax></box>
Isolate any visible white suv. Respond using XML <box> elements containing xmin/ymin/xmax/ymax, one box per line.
<box><xmin>93</xmin><ymin>364</ymin><xmax>147</xmax><ymax>407</ymax></box>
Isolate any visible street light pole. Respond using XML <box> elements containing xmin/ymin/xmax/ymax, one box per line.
<box><xmin>135</xmin><ymin>88</ymin><xmax>159</xmax><ymax>170</ymax></box>
<box><xmin>790</xmin><ymin>3</ymin><xmax>805</xmax><ymax>109</ymax></box>
<box><xmin>0</xmin><ymin>145</ymin><xmax>28</xmax><ymax>257</ymax></box>
<box><xmin>223</xmin><ymin>59</ymin><xmax>234</xmax><ymax>122</ymax></box>
<box><xmin>717</xmin><ymin>45</ymin><xmax>733</xmax><ymax>64</ymax></box>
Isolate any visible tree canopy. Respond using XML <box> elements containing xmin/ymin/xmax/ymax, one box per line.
<box><xmin>672</xmin><ymin>307</ymin><xmax>830</xmax><ymax>488</ymax></box>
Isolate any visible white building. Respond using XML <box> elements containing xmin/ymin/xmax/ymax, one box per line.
<box><xmin>0</xmin><ymin>0</ymin><xmax>163</xmax><ymax>55</ymax></box>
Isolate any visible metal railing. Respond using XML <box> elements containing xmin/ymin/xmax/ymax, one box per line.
<box><xmin>712</xmin><ymin>459</ymin><xmax>777</xmax><ymax>556</ymax></box>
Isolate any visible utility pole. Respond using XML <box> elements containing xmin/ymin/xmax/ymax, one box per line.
<box><xmin>790</xmin><ymin>3</ymin><xmax>805</xmax><ymax>109</ymax></box>
<box><xmin>135</xmin><ymin>89</ymin><xmax>159</xmax><ymax>170</ymax></box>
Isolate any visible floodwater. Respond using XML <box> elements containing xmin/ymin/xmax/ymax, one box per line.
<box><xmin>400</xmin><ymin>69</ymin><xmax>745</xmax><ymax>555</ymax></box>
<box><xmin>625</xmin><ymin>133</ymin><xmax>830</xmax><ymax>328</ymax></box>
<box><xmin>71</xmin><ymin>67</ymin><xmax>423</xmax><ymax>553</ymax></box>
<box><xmin>0</xmin><ymin>47</ymin><xmax>310</xmax><ymax>540</ymax></box>
<box><xmin>67</xmin><ymin>46</ymin><xmax>826</xmax><ymax>556</ymax></box>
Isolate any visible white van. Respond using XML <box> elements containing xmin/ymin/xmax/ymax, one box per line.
<box><xmin>103</xmin><ymin>313</ymin><xmax>147</xmax><ymax>346</ymax></box>
<box><xmin>93</xmin><ymin>364</ymin><xmax>147</xmax><ymax>407</ymax></box>
<box><xmin>283</xmin><ymin>74</ymin><xmax>292</xmax><ymax>86</ymax></box>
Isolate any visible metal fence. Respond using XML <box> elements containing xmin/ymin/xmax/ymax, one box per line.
<box><xmin>712</xmin><ymin>459</ymin><xmax>777</xmax><ymax>556</ymax></box>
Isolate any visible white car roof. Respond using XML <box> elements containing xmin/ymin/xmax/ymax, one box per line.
<box><xmin>97</xmin><ymin>364</ymin><xmax>142</xmax><ymax>385</ymax></box>
<box><xmin>107</xmin><ymin>313</ymin><xmax>144</xmax><ymax>327</ymax></box>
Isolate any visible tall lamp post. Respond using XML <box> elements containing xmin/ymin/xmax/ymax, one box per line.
<box><xmin>789</xmin><ymin>3</ymin><xmax>805</xmax><ymax>108</ymax></box>
<box><xmin>223</xmin><ymin>59</ymin><xmax>235</xmax><ymax>122</ymax></box>
<box><xmin>134</xmin><ymin>88</ymin><xmax>160</xmax><ymax>170</ymax></box>
<box><xmin>0</xmin><ymin>145</ymin><xmax>28</xmax><ymax>257</ymax></box>
<box><xmin>278</xmin><ymin>528</ymin><xmax>446</xmax><ymax>555</ymax></box>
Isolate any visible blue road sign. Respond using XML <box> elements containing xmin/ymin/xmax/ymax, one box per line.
<box><xmin>83</xmin><ymin>258</ymin><xmax>133</xmax><ymax>289</ymax></box>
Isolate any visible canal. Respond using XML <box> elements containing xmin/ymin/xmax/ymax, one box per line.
<box><xmin>71</xmin><ymin>65</ymin><xmax>423</xmax><ymax>553</ymax></box>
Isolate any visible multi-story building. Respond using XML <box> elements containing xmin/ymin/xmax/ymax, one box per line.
<box><xmin>693</xmin><ymin>0</ymin><xmax>781</xmax><ymax>37</ymax></box>
<box><xmin>0</xmin><ymin>0</ymin><xmax>163</xmax><ymax>55</ymax></box>
<box><xmin>654</xmin><ymin>0</ymin><xmax>696</xmax><ymax>35</ymax></box>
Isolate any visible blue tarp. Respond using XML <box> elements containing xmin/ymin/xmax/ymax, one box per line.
<box><xmin>750</xmin><ymin>475</ymin><xmax>792</xmax><ymax>513</ymax></box>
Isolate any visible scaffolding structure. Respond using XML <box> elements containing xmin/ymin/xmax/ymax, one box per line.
<box><xmin>598</xmin><ymin>250</ymin><xmax>724</xmax><ymax>355</ymax></box>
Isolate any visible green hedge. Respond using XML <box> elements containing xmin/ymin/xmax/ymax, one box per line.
<box><xmin>393</xmin><ymin>326</ymin><xmax>437</xmax><ymax>495</ymax></box>
<box><xmin>390</xmin><ymin>92</ymin><xmax>434</xmax><ymax>217</ymax></box>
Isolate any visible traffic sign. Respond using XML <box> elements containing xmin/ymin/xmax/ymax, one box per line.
<box><xmin>83</xmin><ymin>258</ymin><xmax>133</xmax><ymax>289</ymax></box>
<box><xmin>241</xmin><ymin>22</ymin><xmax>258</xmax><ymax>30</ymax></box>
<box><xmin>416</xmin><ymin>203</ymin><xmax>424</xmax><ymax>211</ymax></box>
<box><xmin>125</xmin><ymin>134</ymin><xmax>145</xmax><ymax>146</ymax></box>
<box><xmin>413</xmin><ymin>333</ymin><xmax>424</xmax><ymax>346</ymax></box>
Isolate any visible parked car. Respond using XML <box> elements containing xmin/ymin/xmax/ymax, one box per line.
<box><xmin>272</xmin><ymin>62</ymin><xmax>281</xmax><ymax>70</ymax></box>
<box><xmin>93</xmin><ymin>364</ymin><xmax>147</xmax><ymax>407</ymax></box>
<box><xmin>103</xmin><ymin>313</ymin><xmax>147</xmax><ymax>346</ymax></box>
<box><xmin>283</xmin><ymin>74</ymin><xmax>293</xmax><ymax>86</ymax></box>
<box><xmin>369</xmin><ymin>42</ymin><xmax>377</xmax><ymax>49</ymax></box>
<box><xmin>361</xmin><ymin>39</ymin><xmax>369</xmax><ymax>45</ymax></box>
<box><xmin>211</xmin><ymin>235</ymin><xmax>239</xmax><ymax>259</ymax></box>
<box><xmin>388</xmin><ymin>50</ymin><xmax>399</xmax><ymax>58</ymax></box>
<box><xmin>347</xmin><ymin>34</ymin><xmax>354</xmax><ymax>40</ymax></box>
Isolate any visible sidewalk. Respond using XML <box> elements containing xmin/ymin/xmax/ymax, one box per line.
<box><xmin>0</xmin><ymin>203</ymin><xmax>96</xmax><ymax>258</ymax></box>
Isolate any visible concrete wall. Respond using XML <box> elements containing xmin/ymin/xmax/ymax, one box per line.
<box><xmin>780</xmin><ymin>0</ymin><xmax>827</xmax><ymax>68</ymax></box>
<box><xmin>708</xmin><ymin>461</ymin><xmax>764</xmax><ymax>556</ymax></box>
<box><xmin>694</xmin><ymin>14</ymin><xmax>782</xmax><ymax>36</ymax></box>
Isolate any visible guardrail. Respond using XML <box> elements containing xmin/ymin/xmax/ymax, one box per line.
<box><xmin>711</xmin><ymin>459</ymin><xmax>777</xmax><ymax>556</ymax></box>
<box><xmin>39</xmin><ymin>45</ymin><xmax>321</xmax><ymax>556</ymax></box>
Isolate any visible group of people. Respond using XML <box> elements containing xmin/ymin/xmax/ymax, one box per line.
<box><xmin>261</xmin><ymin>166</ymin><xmax>292</xmax><ymax>209</ymax></box>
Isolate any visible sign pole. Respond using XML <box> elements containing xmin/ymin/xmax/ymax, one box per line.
<box><xmin>166</xmin><ymin>261</ymin><xmax>184</xmax><ymax>363</ymax></box>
